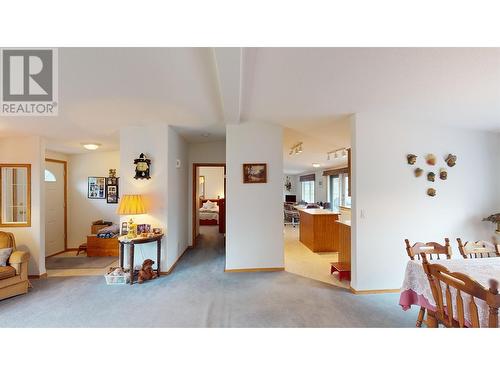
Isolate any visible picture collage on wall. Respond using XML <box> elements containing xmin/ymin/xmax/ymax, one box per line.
<box><xmin>87</xmin><ymin>177</ymin><xmax>106</xmax><ymax>199</ymax></box>
<box><xmin>87</xmin><ymin>169</ymin><xmax>119</xmax><ymax>204</ymax></box>
<box><xmin>406</xmin><ymin>153</ymin><xmax>457</xmax><ymax>197</ymax></box>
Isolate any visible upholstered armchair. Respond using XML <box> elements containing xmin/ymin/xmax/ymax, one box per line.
<box><xmin>0</xmin><ymin>231</ymin><xmax>30</xmax><ymax>301</ymax></box>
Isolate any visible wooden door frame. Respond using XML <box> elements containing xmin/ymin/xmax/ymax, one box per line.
<box><xmin>192</xmin><ymin>163</ymin><xmax>226</xmax><ymax>248</ymax></box>
<box><xmin>45</xmin><ymin>158</ymin><xmax>68</xmax><ymax>255</ymax></box>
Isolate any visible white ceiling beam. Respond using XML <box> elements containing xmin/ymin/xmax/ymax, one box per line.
<box><xmin>213</xmin><ymin>47</ymin><xmax>242</xmax><ymax>125</ymax></box>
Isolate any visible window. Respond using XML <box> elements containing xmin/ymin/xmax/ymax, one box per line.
<box><xmin>301</xmin><ymin>180</ymin><xmax>315</xmax><ymax>203</ymax></box>
<box><xmin>44</xmin><ymin>169</ymin><xmax>56</xmax><ymax>182</ymax></box>
<box><xmin>328</xmin><ymin>172</ymin><xmax>350</xmax><ymax>210</ymax></box>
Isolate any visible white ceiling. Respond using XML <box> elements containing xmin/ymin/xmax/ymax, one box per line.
<box><xmin>0</xmin><ymin>48</ymin><xmax>225</xmax><ymax>153</ymax></box>
<box><xmin>283</xmin><ymin>115</ymin><xmax>351</xmax><ymax>175</ymax></box>
<box><xmin>1</xmin><ymin>47</ymin><xmax>499</xmax><ymax>154</ymax></box>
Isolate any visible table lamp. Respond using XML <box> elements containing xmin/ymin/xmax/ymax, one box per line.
<box><xmin>117</xmin><ymin>194</ymin><xmax>146</xmax><ymax>239</ymax></box>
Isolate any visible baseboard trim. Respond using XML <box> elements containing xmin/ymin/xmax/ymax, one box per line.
<box><xmin>349</xmin><ymin>287</ymin><xmax>400</xmax><ymax>295</ymax></box>
<box><xmin>160</xmin><ymin>245</ymin><xmax>192</xmax><ymax>275</ymax></box>
<box><xmin>46</xmin><ymin>249</ymin><xmax>73</xmax><ymax>258</ymax></box>
<box><xmin>28</xmin><ymin>273</ymin><xmax>47</xmax><ymax>280</ymax></box>
<box><xmin>224</xmin><ymin>267</ymin><xmax>285</xmax><ymax>273</ymax></box>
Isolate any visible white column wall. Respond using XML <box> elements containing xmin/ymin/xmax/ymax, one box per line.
<box><xmin>225</xmin><ymin>122</ymin><xmax>284</xmax><ymax>270</ymax></box>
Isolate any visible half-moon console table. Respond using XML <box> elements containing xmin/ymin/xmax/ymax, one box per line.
<box><xmin>118</xmin><ymin>234</ymin><xmax>164</xmax><ymax>286</ymax></box>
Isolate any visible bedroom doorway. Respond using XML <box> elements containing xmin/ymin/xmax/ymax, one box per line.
<box><xmin>192</xmin><ymin>163</ymin><xmax>226</xmax><ymax>248</ymax></box>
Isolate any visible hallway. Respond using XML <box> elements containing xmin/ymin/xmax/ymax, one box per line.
<box><xmin>0</xmin><ymin>226</ymin><xmax>416</xmax><ymax>327</ymax></box>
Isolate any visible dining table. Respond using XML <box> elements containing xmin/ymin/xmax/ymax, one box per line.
<box><xmin>399</xmin><ymin>257</ymin><xmax>500</xmax><ymax>327</ymax></box>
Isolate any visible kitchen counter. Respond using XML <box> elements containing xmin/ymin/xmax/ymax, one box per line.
<box><xmin>298</xmin><ymin>209</ymin><xmax>339</xmax><ymax>252</ymax></box>
<box><xmin>335</xmin><ymin>218</ymin><xmax>351</xmax><ymax>226</ymax></box>
<box><xmin>296</xmin><ymin>208</ymin><xmax>340</xmax><ymax>215</ymax></box>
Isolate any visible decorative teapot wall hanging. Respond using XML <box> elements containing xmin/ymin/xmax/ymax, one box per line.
<box><xmin>134</xmin><ymin>153</ymin><xmax>151</xmax><ymax>179</ymax></box>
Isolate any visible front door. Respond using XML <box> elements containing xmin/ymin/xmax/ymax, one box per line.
<box><xmin>45</xmin><ymin>161</ymin><xmax>66</xmax><ymax>256</ymax></box>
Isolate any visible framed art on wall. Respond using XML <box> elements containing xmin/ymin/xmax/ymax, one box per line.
<box><xmin>88</xmin><ymin>177</ymin><xmax>106</xmax><ymax>199</ymax></box>
<box><xmin>106</xmin><ymin>175</ymin><xmax>119</xmax><ymax>204</ymax></box>
<box><xmin>242</xmin><ymin>163</ymin><xmax>267</xmax><ymax>183</ymax></box>
<box><xmin>106</xmin><ymin>184</ymin><xmax>119</xmax><ymax>203</ymax></box>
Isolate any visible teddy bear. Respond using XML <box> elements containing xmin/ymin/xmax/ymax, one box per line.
<box><xmin>137</xmin><ymin>259</ymin><xmax>158</xmax><ymax>284</ymax></box>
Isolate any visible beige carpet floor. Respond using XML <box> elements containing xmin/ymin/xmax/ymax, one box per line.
<box><xmin>0</xmin><ymin>226</ymin><xmax>416</xmax><ymax>327</ymax></box>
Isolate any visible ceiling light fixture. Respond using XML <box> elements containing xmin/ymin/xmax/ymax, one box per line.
<box><xmin>312</xmin><ymin>163</ymin><xmax>320</xmax><ymax>168</ymax></box>
<box><xmin>82</xmin><ymin>143</ymin><xmax>101</xmax><ymax>151</ymax></box>
<box><xmin>289</xmin><ymin>142</ymin><xmax>303</xmax><ymax>156</ymax></box>
<box><xmin>327</xmin><ymin>147</ymin><xmax>348</xmax><ymax>161</ymax></box>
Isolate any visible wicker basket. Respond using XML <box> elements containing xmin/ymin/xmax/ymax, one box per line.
<box><xmin>104</xmin><ymin>272</ymin><xmax>130</xmax><ymax>285</ymax></box>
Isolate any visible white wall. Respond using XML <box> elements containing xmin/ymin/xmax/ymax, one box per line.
<box><xmin>120</xmin><ymin>125</ymin><xmax>168</xmax><ymax>270</ymax></box>
<box><xmin>66</xmin><ymin>151</ymin><xmax>120</xmax><ymax>248</ymax></box>
<box><xmin>45</xmin><ymin>150</ymin><xmax>69</xmax><ymax>162</ymax></box>
<box><xmin>166</xmin><ymin>126</ymin><xmax>188</xmax><ymax>269</ymax></box>
<box><xmin>0</xmin><ymin>136</ymin><xmax>45</xmax><ymax>276</ymax></box>
<box><xmin>226</xmin><ymin>122</ymin><xmax>284</xmax><ymax>270</ymax></box>
<box><xmin>187</xmin><ymin>141</ymin><xmax>226</xmax><ymax>245</ymax></box>
<box><xmin>351</xmin><ymin>112</ymin><xmax>500</xmax><ymax>291</ymax></box>
<box><xmin>119</xmin><ymin>125</ymin><xmax>188</xmax><ymax>272</ymax></box>
<box><xmin>199</xmin><ymin>166</ymin><xmax>225</xmax><ymax>199</ymax></box>
<box><xmin>496</xmin><ymin>143</ymin><xmax>500</xmax><ymax>244</ymax></box>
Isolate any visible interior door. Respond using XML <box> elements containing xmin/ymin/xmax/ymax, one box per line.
<box><xmin>45</xmin><ymin>161</ymin><xmax>65</xmax><ymax>256</ymax></box>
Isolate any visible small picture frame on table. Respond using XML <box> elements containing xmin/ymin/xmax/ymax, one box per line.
<box><xmin>137</xmin><ymin>224</ymin><xmax>151</xmax><ymax>235</ymax></box>
<box><xmin>121</xmin><ymin>222</ymin><xmax>128</xmax><ymax>236</ymax></box>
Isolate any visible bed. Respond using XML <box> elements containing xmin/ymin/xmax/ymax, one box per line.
<box><xmin>199</xmin><ymin>199</ymin><xmax>220</xmax><ymax>226</ymax></box>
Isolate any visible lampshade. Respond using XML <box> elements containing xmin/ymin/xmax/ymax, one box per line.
<box><xmin>117</xmin><ymin>195</ymin><xmax>146</xmax><ymax>215</ymax></box>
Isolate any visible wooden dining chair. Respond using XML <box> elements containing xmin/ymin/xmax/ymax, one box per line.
<box><xmin>421</xmin><ymin>253</ymin><xmax>500</xmax><ymax>328</ymax></box>
<box><xmin>404</xmin><ymin>238</ymin><xmax>452</xmax><ymax>327</ymax></box>
<box><xmin>457</xmin><ymin>238</ymin><xmax>500</xmax><ymax>259</ymax></box>
<box><xmin>405</xmin><ymin>238</ymin><xmax>452</xmax><ymax>261</ymax></box>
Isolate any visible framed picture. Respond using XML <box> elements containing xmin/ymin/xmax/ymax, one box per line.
<box><xmin>88</xmin><ymin>177</ymin><xmax>106</xmax><ymax>199</ymax></box>
<box><xmin>137</xmin><ymin>224</ymin><xmax>151</xmax><ymax>235</ymax></box>
<box><xmin>199</xmin><ymin>175</ymin><xmax>205</xmax><ymax>198</ymax></box>
<box><xmin>106</xmin><ymin>176</ymin><xmax>119</xmax><ymax>204</ymax></box>
<box><xmin>243</xmin><ymin>163</ymin><xmax>267</xmax><ymax>183</ymax></box>
<box><xmin>121</xmin><ymin>221</ymin><xmax>128</xmax><ymax>236</ymax></box>
<box><xmin>106</xmin><ymin>184</ymin><xmax>119</xmax><ymax>204</ymax></box>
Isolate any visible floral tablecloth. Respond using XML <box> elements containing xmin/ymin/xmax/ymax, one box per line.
<box><xmin>399</xmin><ymin>257</ymin><xmax>500</xmax><ymax>327</ymax></box>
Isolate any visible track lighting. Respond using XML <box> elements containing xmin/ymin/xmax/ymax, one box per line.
<box><xmin>327</xmin><ymin>147</ymin><xmax>348</xmax><ymax>161</ymax></box>
<box><xmin>289</xmin><ymin>142</ymin><xmax>303</xmax><ymax>156</ymax></box>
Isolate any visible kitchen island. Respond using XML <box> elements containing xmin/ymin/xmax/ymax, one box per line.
<box><xmin>297</xmin><ymin>208</ymin><xmax>339</xmax><ymax>252</ymax></box>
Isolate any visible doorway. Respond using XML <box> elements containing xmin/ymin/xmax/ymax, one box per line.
<box><xmin>192</xmin><ymin>163</ymin><xmax>226</xmax><ymax>248</ymax></box>
<box><xmin>44</xmin><ymin>158</ymin><xmax>67</xmax><ymax>257</ymax></box>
